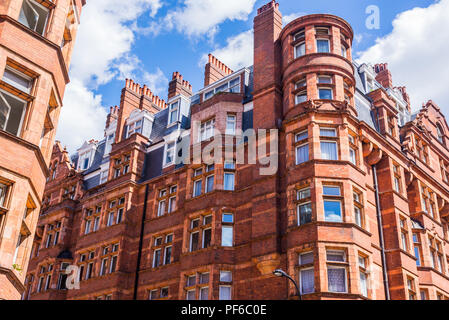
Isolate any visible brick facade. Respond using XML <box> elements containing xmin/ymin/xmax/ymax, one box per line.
<box><xmin>25</xmin><ymin>1</ymin><xmax>449</xmax><ymax>300</ymax></box>
<box><xmin>0</xmin><ymin>0</ymin><xmax>85</xmax><ymax>299</ymax></box>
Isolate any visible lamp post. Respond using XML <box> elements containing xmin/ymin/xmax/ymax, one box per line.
<box><xmin>273</xmin><ymin>269</ymin><xmax>302</xmax><ymax>300</ymax></box>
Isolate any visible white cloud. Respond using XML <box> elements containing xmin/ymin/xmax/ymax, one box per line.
<box><xmin>57</xmin><ymin>0</ymin><xmax>163</xmax><ymax>152</ymax></box>
<box><xmin>357</xmin><ymin>0</ymin><xmax>449</xmax><ymax>114</ymax></box>
<box><xmin>283</xmin><ymin>12</ymin><xmax>305</xmax><ymax>26</ymax></box>
<box><xmin>201</xmin><ymin>30</ymin><xmax>254</xmax><ymax>70</ymax></box>
<box><xmin>142</xmin><ymin>68</ymin><xmax>169</xmax><ymax>96</ymax></box>
<box><xmin>151</xmin><ymin>0</ymin><xmax>257</xmax><ymax>38</ymax></box>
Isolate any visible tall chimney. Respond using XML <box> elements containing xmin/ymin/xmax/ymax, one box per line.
<box><xmin>253</xmin><ymin>0</ymin><xmax>283</xmax><ymax>129</ymax></box>
<box><xmin>204</xmin><ymin>54</ymin><xmax>234</xmax><ymax>87</ymax></box>
<box><xmin>374</xmin><ymin>63</ymin><xmax>393</xmax><ymax>89</ymax></box>
<box><xmin>168</xmin><ymin>71</ymin><xmax>193</xmax><ymax>99</ymax></box>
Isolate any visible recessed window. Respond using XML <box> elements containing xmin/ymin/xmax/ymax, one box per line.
<box><xmin>323</xmin><ymin>186</ymin><xmax>342</xmax><ymax>222</ymax></box>
<box><xmin>168</xmin><ymin>101</ymin><xmax>179</xmax><ymax>125</ymax></box>
<box><xmin>317</xmin><ymin>76</ymin><xmax>332</xmax><ymax>84</ymax></box>
<box><xmin>320</xmin><ymin>141</ymin><xmax>338</xmax><ymax>160</ymax></box>
<box><xmin>18</xmin><ymin>0</ymin><xmax>50</xmax><ymax>36</ymax></box>
<box><xmin>293</xmin><ymin>29</ymin><xmax>305</xmax><ymax>41</ymax></box>
<box><xmin>297</xmin><ymin>188</ymin><xmax>312</xmax><ymax>225</ymax></box>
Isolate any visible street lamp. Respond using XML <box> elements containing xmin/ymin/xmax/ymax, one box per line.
<box><xmin>273</xmin><ymin>269</ymin><xmax>302</xmax><ymax>300</ymax></box>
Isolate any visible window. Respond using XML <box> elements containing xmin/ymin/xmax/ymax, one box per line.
<box><xmin>295</xmin><ymin>90</ymin><xmax>307</xmax><ymax>104</ymax></box>
<box><xmin>169</xmin><ymin>101</ymin><xmax>179</xmax><ymax>125</ymax></box>
<box><xmin>203</xmin><ymin>77</ymin><xmax>241</xmax><ymax>101</ymax></box>
<box><xmin>295</xmin><ymin>42</ymin><xmax>306</xmax><ymax>58</ymax></box>
<box><xmin>0</xmin><ymin>183</ymin><xmax>8</xmax><ymax>208</ymax></box>
<box><xmin>316</xmin><ymin>39</ymin><xmax>330</xmax><ymax>53</ymax></box>
<box><xmin>429</xmin><ymin>237</ymin><xmax>444</xmax><ymax>273</ymax></box>
<box><xmin>326</xmin><ymin>250</ymin><xmax>348</xmax><ymax>293</ymax></box>
<box><xmin>18</xmin><ymin>0</ymin><xmax>50</xmax><ymax>36</ymax></box>
<box><xmin>295</xmin><ymin>131</ymin><xmax>309</xmax><ymax>165</ymax></box>
<box><xmin>224</xmin><ymin>161</ymin><xmax>235</xmax><ymax>191</ymax></box>
<box><xmin>393</xmin><ymin>165</ymin><xmax>402</xmax><ymax>193</ymax></box>
<box><xmin>220</xmin><ymin>271</ymin><xmax>232</xmax><ymax>282</ymax></box>
<box><xmin>202</xmin><ymin>227</ymin><xmax>211</xmax><ymax>249</ymax></box>
<box><xmin>193</xmin><ymin>179</ymin><xmax>202</xmax><ymax>197</ymax></box>
<box><xmin>353</xmin><ymin>191</ymin><xmax>364</xmax><ymax>228</ymax></box>
<box><xmin>157</xmin><ymin>199</ymin><xmax>166</xmax><ymax>217</ymax></box>
<box><xmin>348</xmin><ymin>134</ymin><xmax>358</xmax><ymax>165</ymax></box>
<box><xmin>321</xmin><ymin>141</ymin><xmax>338</xmax><ymax>161</ymax></box>
<box><xmin>358</xmin><ymin>256</ymin><xmax>368</xmax><ymax>297</ymax></box>
<box><xmin>323</xmin><ymin>185</ymin><xmax>343</xmax><ymax>222</ymax></box>
<box><xmin>0</xmin><ymin>88</ymin><xmax>28</xmax><ymax>136</ymax></box>
<box><xmin>341</xmin><ymin>42</ymin><xmax>348</xmax><ymax>58</ymax></box>
<box><xmin>297</xmin><ymin>188</ymin><xmax>312</xmax><ymax>225</ymax></box>
<box><xmin>413</xmin><ymin>233</ymin><xmax>422</xmax><ymax>267</ymax></box>
<box><xmin>160</xmin><ymin>287</ymin><xmax>169</xmax><ymax>299</ymax></box>
<box><xmin>299</xmin><ymin>252</ymin><xmax>314</xmax><ymax>294</ymax></box>
<box><xmin>407</xmin><ymin>278</ymin><xmax>416</xmax><ymax>300</ymax></box>
<box><xmin>127</xmin><ymin>119</ymin><xmax>142</xmax><ymax>137</ymax></box>
<box><xmin>319</xmin><ymin>88</ymin><xmax>333</xmax><ymax>100</ymax></box>
<box><xmin>437</xmin><ymin>125</ymin><xmax>444</xmax><ymax>145</ymax></box>
<box><xmin>149</xmin><ymin>289</ymin><xmax>158</xmax><ymax>300</ymax></box>
<box><xmin>222</xmin><ymin>213</ymin><xmax>234</xmax><ymax>247</ymax></box>
<box><xmin>164</xmin><ymin>142</ymin><xmax>175</xmax><ymax>166</ymax></box>
<box><xmin>226</xmin><ymin>114</ymin><xmax>236</xmax><ymax>135</ymax></box>
<box><xmin>153</xmin><ymin>249</ymin><xmax>161</xmax><ymax>268</ymax></box>
<box><xmin>205</xmin><ymin>174</ymin><xmax>214</xmax><ymax>193</ymax></box>
<box><xmin>219</xmin><ymin>286</ymin><xmax>232</xmax><ymax>300</ymax></box>
<box><xmin>199</xmin><ymin>118</ymin><xmax>215</xmax><ymax>141</ymax></box>
<box><xmin>400</xmin><ymin>218</ymin><xmax>409</xmax><ymax>252</ymax></box>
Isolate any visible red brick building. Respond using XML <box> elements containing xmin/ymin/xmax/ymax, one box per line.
<box><xmin>0</xmin><ymin>0</ymin><xmax>85</xmax><ymax>299</ymax></box>
<box><xmin>26</xmin><ymin>1</ymin><xmax>449</xmax><ymax>300</ymax></box>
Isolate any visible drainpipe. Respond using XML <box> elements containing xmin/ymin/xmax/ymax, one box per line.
<box><xmin>372</xmin><ymin>165</ymin><xmax>391</xmax><ymax>300</ymax></box>
<box><xmin>133</xmin><ymin>183</ymin><xmax>149</xmax><ymax>300</ymax></box>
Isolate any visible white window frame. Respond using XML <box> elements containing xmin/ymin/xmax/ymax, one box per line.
<box><xmin>168</xmin><ymin>101</ymin><xmax>179</xmax><ymax>125</ymax></box>
<box><xmin>0</xmin><ymin>89</ymin><xmax>28</xmax><ymax>136</ymax></box>
<box><xmin>19</xmin><ymin>0</ymin><xmax>50</xmax><ymax>36</ymax></box>
<box><xmin>163</xmin><ymin>142</ymin><xmax>176</xmax><ymax>167</ymax></box>
<box><xmin>226</xmin><ymin>114</ymin><xmax>236</xmax><ymax>135</ymax></box>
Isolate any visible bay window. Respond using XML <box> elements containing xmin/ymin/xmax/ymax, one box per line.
<box><xmin>320</xmin><ymin>128</ymin><xmax>338</xmax><ymax>160</ymax></box>
<box><xmin>168</xmin><ymin>101</ymin><xmax>179</xmax><ymax>125</ymax></box>
<box><xmin>295</xmin><ymin>42</ymin><xmax>306</xmax><ymax>58</ymax></box>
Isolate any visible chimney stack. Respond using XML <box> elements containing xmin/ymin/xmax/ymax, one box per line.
<box><xmin>374</xmin><ymin>63</ymin><xmax>393</xmax><ymax>89</ymax></box>
<box><xmin>106</xmin><ymin>105</ymin><xmax>119</xmax><ymax>129</ymax></box>
<box><xmin>253</xmin><ymin>0</ymin><xmax>282</xmax><ymax>129</ymax></box>
<box><xmin>168</xmin><ymin>71</ymin><xmax>193</xmax><ymax>99</ymax></box>
<box><xmin>204</xmin><ymin>54</ymin><xmax>234</xmax><ymax>87</ymax></box>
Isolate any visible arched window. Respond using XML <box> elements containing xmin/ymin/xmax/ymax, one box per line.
<box><xmin>437</xmin><ymin>124</ymin><xmax>445</xmax><ymax>145</ymax></box>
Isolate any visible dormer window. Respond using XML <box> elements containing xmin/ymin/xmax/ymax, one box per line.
<box><xmin>105</xmin><ymin>133</ymin><xmax>115</xmax><ymax>155</ymax></box>
<box><xmin>18</xmin><ymin>0</ymin><xmax>50</xmax><ymax>36</ymax></box>
<box><xmin>127</xmin><ymin>120</ymin><xmax>142</xmax><ymax>138</ymax></box>
<box><xmin>203</xmin><ymin>77</ymin><xmax>241</xmax><ymax>101</ymax></box>
<box><xmin>169</xmin><ymin>101</ymin><xmax>179</xmax><ymax>125</ymax></box>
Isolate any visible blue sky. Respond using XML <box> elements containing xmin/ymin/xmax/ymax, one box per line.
<box><xmin>58</xmin><ymin>0</ymin><xmax>448</xmax><ymax>152</ymax></box>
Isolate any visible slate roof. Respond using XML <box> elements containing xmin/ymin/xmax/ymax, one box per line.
<box><xmin>72</xmin><ymin>62</ymin><xmax>397</xmax><ymax>190</ymax></box>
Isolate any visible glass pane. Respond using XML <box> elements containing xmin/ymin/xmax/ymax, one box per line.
<box><xmin>327</xmin><ymin>251</ymin><xmax>345</xmax><ymax>262</ymax></box>
<box><xmin>298</xmin><ymin>203</ymin><xmax>312</xmax><ymax>225</ymax></box>
<box><xmin>222</xmin><ymin>213</ymin><xmax>234</xmax><ymax>223</ymax></box>
<box><xmin>324</xmin><ymin>201</ymin><xmax>342</xmax><ymax>222</ymax></box>
<box><xmin>200</xmin><ymin>287</ymin><xmax>209</xmax><ymax>300</ymax></box>
<box><xmin>296</xmin><ymin>144</ymin><xmax>309</xmax><ymax>164</ymax></box>
<box><xmin>328</xmin><ymin>268</ymin><xmax>346</xmax><ymax>292</ymax></box>
<box><xmin>297</xmin><ymin>188</ymin><xmax>310</xmax><ymax>200</ymax></box>
<box><xmin>319</xmin><ymin>88</ymin><xmax>333</xmax><ymax>100</ymax></box>
<box><xmin>220</xmin><ymin>271</ymin><xmax>232</xmax><ymax>282</ymax></box>
<box><xmin>295</xmin><ymin>93</ymin><xmax>307</xmax><ymax>104</ymax></box>
<box><xmin>300</xmin><ymin>269</ymin><xmax>314</xmax><ymax>294</ymax></box>
<box><xmin>300</xmin><ymin>252</ymin><xmax>314</xmax><ymax>265</ymax></box>
<box><xmin>360</xmin><ymin>272</ymin><xmax>368</xmax><ymax>296</ymax></box>
<box><xmin>224</xmin><ymin>173</ymin><xmax>235</xmax><ymax>191</ymax></box>
<box><xmin>219</xmin><ymin>286</ymin><xmax>231</xmax><ymax>300</ymax></box>
<box><xmin>317</xmin><ymin>39</ymin><xmax>330</xmax><ymax>53</ymax></box>
<box><xmin>320</xmin><ymin>142</ymin><xmax>338</xmax><ymax>160</ymax></box>
<box><xmin>222</xmin><ymin>226</ymin><xmax>233</xmax><ymax>247</ymax></box>
<box><xmin>206</xmin><ymin>175</ymin><xmax>214</xmax><ymax>193</ymax></box>
<box><xmin>3</xmin><ymin>69</ymin><xmax>32</xmax><ymax>94</ymax></box>
<box><xmin>0</xmin><ymin>92</ymin><xmax>27</xmax><ymax>136</ymax></box>
<box><xmin>320</xmin><ymin>128</ymin><xmax>336</xmax><ymax>137</ymax></box>
<box><xmin>323</xmin><ymin>186</ymin><xmax>341</xmax><ymax>196</ymax></box>
<box><xmin>295</xmin><ymin>43</ymin><xmax>306</xmax><ymax>57</ymax></box>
